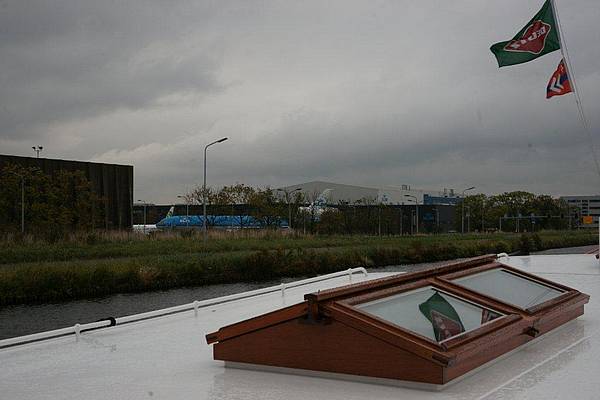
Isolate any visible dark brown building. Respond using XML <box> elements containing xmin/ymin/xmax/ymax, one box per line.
<box><xmin>0</xmin><ymin>154</ymin><xmax>133</xmax><ymax>229</ymax></box>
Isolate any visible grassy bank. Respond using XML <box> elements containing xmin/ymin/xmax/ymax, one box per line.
<box><xmin>0</xmin><ymin>230</ymin><xmax>595</xmax><ymax>306</ymax></box>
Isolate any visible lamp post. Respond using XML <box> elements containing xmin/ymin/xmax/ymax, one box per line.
<box><xmin>378</xmin><ymin>205</ymin><xmax>381</xmax><ymax>236</ymax></box>
<box><xmin>137</xmin><ymin>199</ymin><xmax>147</xmax><ymax>233</ymax></box>
<box><xmin>32</xmin><ymin>146</ymin><xmax>43</xmax><ymax>158</ymax></box>
<box><xmin>177</xmin><ymin>195</ymin><xmax>190</xmax><ymax>228</ymax></box>
<box><xmin>461</xmin><ymin>186</ymin><xmax>476</xmax><ymax>234</ymax></box>
<box><xmin>303</xmin><ymin>209</ymin><xmax>306</xmax><ymax>234</ymax></box>
<box><xmin>466</xmin><ymin>206</ymin><xmax>471</xmax><ymax>233</ymax></box>
<box><xmin>399</xmin><ymin>208</ymin><xmax>403</xmax><ymax>235</ymax></box>
<box><xmin>404</xmin><ymin>195</ymin><xmax>419</xmax><ymax>234</ymax></box>
<box><xmin>203</xmin><ymin>137</ymin><xmax>228</xmax><ymax>243</ymax></box>
<box><xmin>19</xmin><ymin>176</ymin><xmax>24</xmax><ymax>233</ymax></box>
<box><xmin>378</xmin><ymin>194</ymin><xmax>388</xmax><ymax>237</ymax></box>
<box><xmin>481</xmin><ymin>199</ymin><xmax>485</xmax><ymax>233</ymax></box>
<box><xmin>277</xmin><ymin>188</ymin><xmax>301</xmax><ymax>229</ymax></box>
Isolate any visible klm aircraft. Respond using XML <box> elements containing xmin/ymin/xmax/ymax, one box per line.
<box><xmin>156</xmin><ymin>214</ymin><xmax>279</xmax><ymax>229</ymax></box>
<box><xmin>156</xmin><ymin>209</ymin><xmax>288</xmax><ymax>230</ymax></box>
<box><xmin>135</xmin><ymin>205</ymin><xmax>290</xmax><ymax>233</ymax></box>
<box><xmin>132</xmin><ymin>206</ymin><xmax>176</xmax><ymax>234</ymax></box>
<box><xmin>299</xmin><ymin>189</ymin><xmax>337</xmax><ymax>220</ymax></box>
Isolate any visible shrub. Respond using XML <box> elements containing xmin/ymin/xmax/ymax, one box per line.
<box><xmin>0</xmin><ymin>231</ymin><xmax>597</xmax><ymax>305</ymax></box>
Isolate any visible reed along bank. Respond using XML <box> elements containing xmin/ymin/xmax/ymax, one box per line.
<box><xmin>0</xmin><ymin>230</ymin><xmax>595</xmax><ymax>306</ymax></box>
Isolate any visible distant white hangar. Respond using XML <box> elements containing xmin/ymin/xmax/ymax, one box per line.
<box><xmin>280</xmin><ymin>181</ymin><xmax>462</xmax><ymax>205</ymax></box>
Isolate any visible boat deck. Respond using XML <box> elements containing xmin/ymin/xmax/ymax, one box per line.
<box><xmin>2</xmin><ymin>254</ymin><xmax>599</xmax><ymax>399</ymax></box>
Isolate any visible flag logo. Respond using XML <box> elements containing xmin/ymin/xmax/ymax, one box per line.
<box><xmin>504</xmin><ymin>20</ymin><xmax>551</xmax><ymax>54</ymax></box>
<box><xmin>419</xmin><ymin>292</ymin><xmax>465</xmax><ymax>342</ymax></box>
<box><xmin>490</xmin><ymin>0</ymin><xmax>560</xmax><ymax>67</ymax></box>
<box><xmin>430</xmin><ymin>310</ymin><xmax>464</xmax><ymax>341</ymax></box>
<box><xmin>547</xmin><ymin>59</ymin><xmax>572</xmax><ymax>99</ymax></box>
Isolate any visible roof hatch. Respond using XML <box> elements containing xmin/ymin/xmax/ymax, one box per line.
<box><xmin>206</xmin><ymin>255</ymin><xmax>589</xmax><ymax>388</ymax></box>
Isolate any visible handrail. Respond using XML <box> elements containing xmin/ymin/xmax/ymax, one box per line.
<box><xmin>0</xmin><ymin>320</ymin><xmax>112</xmax><ymax>349</ymax></box>
<box><xmin>0</xmin><ymin>267</ymin><xmax>368</xmax><ymax>349</ymax></box>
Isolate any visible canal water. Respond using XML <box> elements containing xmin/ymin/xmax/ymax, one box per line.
<box><xmin>9</xmin><ymin>247</ymin><xmax>592</xmax><ymax>341</ymax></box>
<box><xmin>1</xmin><ymin>247</ymin><xmax>592</xmax><ymax>340</ymax></box>
<box><xmin>0</xmin><ymin>261</ymin><xmax>454</xmax><ymax>340</ymax></box>
<box><xmin>0</xmin><ymin>280</ymin><xmax>281</xmax><ymax>340</ymax></box>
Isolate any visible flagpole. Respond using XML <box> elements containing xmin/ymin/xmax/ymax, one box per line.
<box><xmin>551</xmin><ymin>0</ymin><xmax>600</xmax><ymax>261</ymax></box>
<box><xmin>551</xmin><ymin>0</ymin><xmax>600</xmax><ymax>178</ymax></box>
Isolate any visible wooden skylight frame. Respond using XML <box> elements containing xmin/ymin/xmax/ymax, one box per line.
<box><xmin>206</xmin><ymin>255</ymin><xmax>589</xmax><ymax>388</ymax></box>
<box><xmin>336</xmin><ymin>282</ymin><xmax>514</xmax><ymax>349</ymax></box>
<box><xmin>438</xmin><ymin>263</ymin><xmax>577</xmax><ymax>314</ymax></box>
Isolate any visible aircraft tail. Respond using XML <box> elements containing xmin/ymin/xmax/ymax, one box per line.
<box><xmin>166</xmin><ymin>206</ymin><xmax>175</xmax><ymax>218</ymax></box>
<box><xmin>313</xmin><ymin>189</ymin><xmax>333</xmax><ymax>206</ymax></box>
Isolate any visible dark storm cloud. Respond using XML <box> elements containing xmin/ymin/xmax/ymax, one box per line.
<box><xmin>1</xmin><ymin>0</ymin><xmax>599</xmax><ymax>202</ymax></box>
<box><xmin>0</xmin><ymin>0</ymin><xmax>223</xmax><ymax>138</ymax></box>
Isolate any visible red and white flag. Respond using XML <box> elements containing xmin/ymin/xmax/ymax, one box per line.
<box><xmin>546</xmin><ymin>59</ymin><xmax>572</xmax><ymax>99</ymax></box>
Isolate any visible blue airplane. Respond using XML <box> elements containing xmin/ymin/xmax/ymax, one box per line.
<box><xmin>134</xmin><ymin>206</ymin><xmax>289</xmax><ymax>233</ymax></box>
<box><xmin>156</xmin><ymin>214</ymin><xmax>288</xmax><ymax>230</ymax></box>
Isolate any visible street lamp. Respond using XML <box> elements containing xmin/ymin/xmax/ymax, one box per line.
<box><xmin>177</xmin><ymin>195</ymin><xmax>190</xmax><ymax>228</ymax></box>
<box><xmin>404</xmin><ymin>194</ymin><xmax>419</xmax><ymax>234</ymax></box>
<box><xmin>203</xmin><ymin>137</ymin><xmax>228</xmax><ymax>243</ymax></box>
<box><xmin>277</xmin><ymin>188</ymin><xmax>302</xmax><ymax>230</ymax></box>
<box><xmin>136</xmin><ymin>199</ymin><xmax>147</xmax><ymax>233</ymax></box>
<box><xmin>399</xmin><ymin>207</ymin><xmax>403</xmax><ymax>235</ymax></box>
<box><xmin>481</xmin><ymin>199</ymin><xmax>485</xmax><ymax>233</ymax></box>
<box><xmin>32</xmin><ymin>146</ymin><xmax>43</xmax><ymax>158</ymax></box>
<box><xmin>466</xmin><ymin>205</ymin><xmax>471</xmax><ymax>233</ymax></box>
<box><xmin>461</xmin><ymin>186</ymin><xmax>476</xmax><ymax>234</ymax></box>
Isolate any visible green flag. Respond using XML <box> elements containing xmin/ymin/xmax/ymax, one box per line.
<box><xmin>419</xmin><ymin>292</ymin><xmax>465</xmax><ymax>341</ymax></box>
<box><xmin>490</xmin><ymin>0</ymin><xmax>560</xmax><ymax>67</ymax></box>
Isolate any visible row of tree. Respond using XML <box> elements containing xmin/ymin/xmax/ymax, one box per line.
<box><xmin>0</xmin><ymin>163</ymin><xmax>577</xmax><ymax>236</ymax></box>
<box><xmin>0</xmin><ymin>164</ymin><xmax>105</xmax><ymax>236</ymax></box>
<box><xmin>457</xmin><ymin>191</ymin><xmax>575</xmax><ymax>233</ymax></box>
<box><xmin>179</xmin><ymin>184</ymin><xmax>576</xmax><ymax>234</ymax></box>
<box><xmin>184</xmin><ymin>184</ymin><xmax>298</xmax><ymax>229</ymax></box>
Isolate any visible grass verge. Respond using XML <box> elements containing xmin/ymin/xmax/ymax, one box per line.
<box><xmin>0</xmin><ymin>231</ymin><xmax>595</xmax><ymax>306</ymax></box>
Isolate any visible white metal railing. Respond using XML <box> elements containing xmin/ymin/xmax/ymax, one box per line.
<box><xmin>0</xmin><ymin>267</ymin><xmax>368</xmax><ymax>349</ymax></box>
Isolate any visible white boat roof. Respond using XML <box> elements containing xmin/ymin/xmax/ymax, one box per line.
<box><xmin>2</xmin><ymin>254</ymin><xmax>599</xmax><ymax>399</ymax></box>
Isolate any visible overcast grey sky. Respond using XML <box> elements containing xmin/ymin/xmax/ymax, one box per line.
<box><xmin>1</xmin><ymin>0</ymin><xmax>599</xmax><ymax>203</ymax></box>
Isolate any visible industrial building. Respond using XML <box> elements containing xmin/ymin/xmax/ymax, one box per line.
<box><xmin>561</xmin><ymin>195</ymin><xmax>600</xmax><ymax>228</ymax></box>
<box><xmin>279</xmin><ymin>181</ymin><xmax>462</xmax><ymax>205</ymax></box>
<box><xmin>0</xmin><ymin>154</ymin><xmax>133</xmax><ymax>229</ymax></box>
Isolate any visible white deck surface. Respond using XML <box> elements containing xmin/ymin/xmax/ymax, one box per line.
<box><xmin>2</xmin><ymin>255</ymin><xmax>599</xmax><ymax>399</ymax></box>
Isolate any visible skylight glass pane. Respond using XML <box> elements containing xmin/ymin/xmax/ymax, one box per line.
<box><xmin>356</xmin><ymin>287</ymin><xmax>502</xmax><ymax>342</ymax></box>
<box><xmin>453</xmin><ymin>269</ymin><xmax>564</xmax><ymax>309</ymax></box>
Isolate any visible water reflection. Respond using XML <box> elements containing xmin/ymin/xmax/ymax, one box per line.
<box><xmin>1</xmin><ymin>261</ymin><xmax>443</xmax><ymax>340</ymax></box>
<box><xmin>0</xmin><ymin>260</ymin><xmax>500</xmax><ymax>340</ymax></box>
<box><xmin>0</xmin><ymin>281</ymin><xmax>281</xmax><ymax>339</ymax></box>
